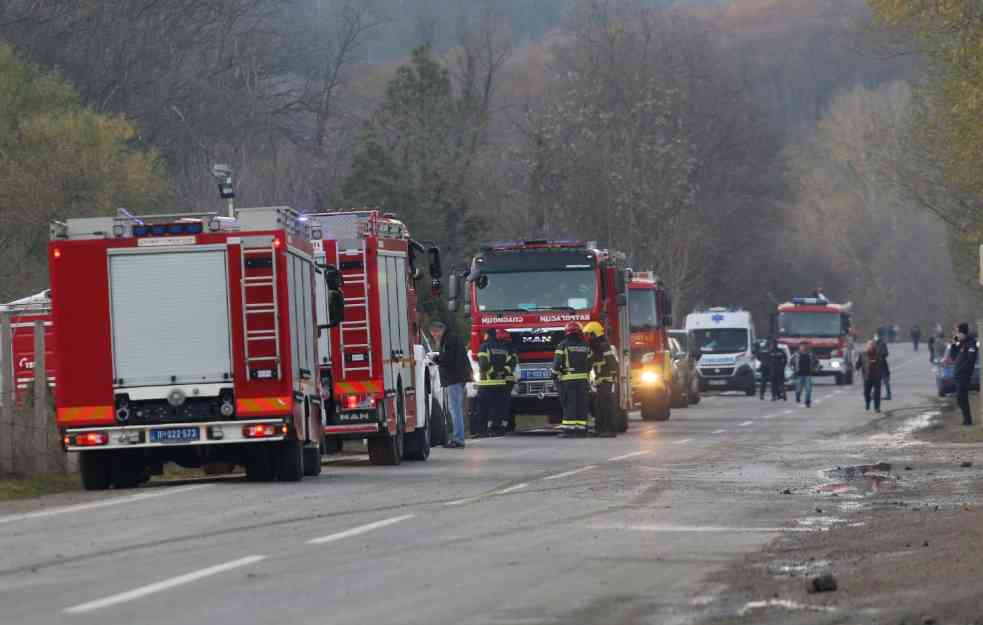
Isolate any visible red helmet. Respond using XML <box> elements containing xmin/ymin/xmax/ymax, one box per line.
<box><xmin>496</xmin><ymin>329</ymin><xmax>510</xmax><ymax>342</ymax></box>
<box><xmin>564</xmin><ymin>321</ymin><xmax>582</xmax><ymax>336</ymax></box>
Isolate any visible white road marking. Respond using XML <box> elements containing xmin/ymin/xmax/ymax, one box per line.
<box><xmin>739</xmin><ymin>599</ymin><xmax>837</xmax><ymax>616</ymax></box>
<box><xmin>63</xmin><ymin>555</ymin><xmax>266</xmax><ymax>614</ymax></box>
<box><xmin>739</xmin><ymin>421</ymin><xmax>754</xmax><ymax>427</ymax></box>
<box><xmin>496</xmin><ymin>483</ymin><xmax>530</xmax><ymax>494</ymax></box>
<box><xmin>444</xmin><ymin>497</ymin><xmax>478</xmax><ymax>507</ymax></box>
<box><xmin>307</xmin><ymin>514</ymin><xmax>415</xmax><ymax>544</ymax></box>
<box><xmin>711</xmin><ymin>429</ymin><xmax>728</xmax><ymax>434</ymax></box>
<box><xmin>607</xmin><ymin>450</ymin><xmax>652</xmax><ymax>462</ymax></box>
<box><xmin>598</xmin><ymin>524</ymin><xmax>816</xmax><ymax>533</ymax></box>
<box><xmin>544</xmin><ymin>466</ymin><xmax>597</xmax><ymax>480</ymax></box>
<box><xmin>0</xmin><ymin>484</ymin><xmax>211</xmax><ymax>526</ymax></box>
<box><xmin>675</xmin><ymin>438</ymin><xmax>693</xmax><ymax>445</ymax></box>
<box><xmin>782</xmin><ymin>410</ymin><xmax>795</xmax><ymax>415</ymax></box>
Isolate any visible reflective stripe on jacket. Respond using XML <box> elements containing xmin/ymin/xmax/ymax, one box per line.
<box><xmin>553</xmin><ymin>336</ymin><xmax>591</xmax><ymax>382</ymax></box>
<box><xmin>477</xmin><ymin>339</ymin><xmax>517</xmax><ymax>387</ymax></box>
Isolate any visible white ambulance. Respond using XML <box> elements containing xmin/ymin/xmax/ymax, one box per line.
<box><xmin>684</xmin><ymin>307</ymin><xmax>757</xmax><ymax>396</ymax></box>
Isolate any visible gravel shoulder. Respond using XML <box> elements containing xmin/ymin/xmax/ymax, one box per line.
<box><xmin>704</xmin><ymin>396</ymin><xmax>983</xmax><ymax>625</ymax></box>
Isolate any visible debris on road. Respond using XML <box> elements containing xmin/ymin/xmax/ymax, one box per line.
<box><xmin>809</xmin><ymin>573</ymin><xmax>837</xmax><ymax>593</ymax></box>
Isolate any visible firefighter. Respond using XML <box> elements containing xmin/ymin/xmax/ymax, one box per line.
<box><xmin>769</xmin><ymin>341</ymin><xmax>788</xmax><ymax>401</ymax></box>
<box><xmin>554</xmin><ymin>321</ymin><xmax>592</xmax><ymax>437</ymax></box>
<box><xmin>584</xmin><ymin>321</ymin><xmax>618</xmax><ymax>438</ymax></box>
<box><xmin>477</xmin><ymin>328</ymin><xmax>514</xmax><ymax>437</ymax></box>
<box><xmin>492</xmin><ymin>328</ymin><xmax>517</xmax><ymax>435</ymax></box>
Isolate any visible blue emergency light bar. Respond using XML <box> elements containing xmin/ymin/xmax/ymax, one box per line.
<box><xmin>791</xmin><ymin>297</ymin><xmax>825</xmax><ymax>305</ymax></box>
<box><xmin>132</xmin><ymin>222</ymin><xmax>204</xmax><ymax>237</ymax></box>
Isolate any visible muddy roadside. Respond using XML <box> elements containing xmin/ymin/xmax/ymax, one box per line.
<box><xmin>703</xmin><ymin>398</ymin><xmax>983</xmax><ymax>625</ymax></box>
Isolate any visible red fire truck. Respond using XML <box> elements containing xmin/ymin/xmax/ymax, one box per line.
<box><xmin>448</xmin><ymin>240</ymin><xmax>632</xmax><ymax>431</ymax></box>
<box><xmin>310</xmin><ymin>210</ymin><xmax>441</xmax><ymax>465</ymax></box>
<box><xmin>775</xmin><ymin>297</ymin><xmax>855</xmax><ymax>385</ymax></box>
<box><xmin>0</xmin><ymin>290</ymin><xmax>56</xmax><ymax>405</ymax></box>
<box><xmin>626</xmin><ymin>272</ymin><xmax>673</xmax><ymax>421</ymax></box>
<box><xmin>49</xmin><ymin>207</ymin><xmax>339</xmax><ymax>490</ymax></box>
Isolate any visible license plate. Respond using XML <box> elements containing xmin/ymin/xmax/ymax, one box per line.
<box><xmin>522</xmin><ymin>369</ymin><xmax>552</xmax><ymax>380</ymax></box>
<box><xmin>149</xmin><ymin>427</ymin><xmax>200</xmax><ymax>443</ymax></box>
<box><xmin>709</xmin><ymin>380</ymin><xmax>727</xmax><ymax>387</ymax></box>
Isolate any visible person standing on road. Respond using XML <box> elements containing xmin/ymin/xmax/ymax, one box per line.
<box><xmin>857</xmin><ymin>340</ymin><xmax>883</xmax><ymax>412</ymax></box>
<box><xmin>793</xmin><ymin>343</ymin><xmax>815</xmax><ymax>407</ymax></box>
<box><xmin>430</xmin><ymin>320</ymin><xmax>470</xmax><ymax>449</ymax></box>
<box><xmin>928</xmin><ymin>334</ymin><xmax>936</xmax><ymax>363</ymax></box>
<box><xmin>876</xmin><ymin>334</ymin><xmax>892</xmax><ymax>401</ymax></box>
<box><xmin>585</xmin><ymin>321</ymin><xmax>619</xmax><ymax>438</ymax></box>
<box><xmin>554</xmin><ymin>321</ymin><xmax>591</xmax><ymax>437</ymax></box>
<box><xmin>758</xmin><ymin>341</ymin><xmax>773</xmax><ymax>400</ymax></box>
<box><xmin>768</xmin><ymin>341</ymin><xmax>788</xmax><ymax>401</ymax></box>
<box><xmin>476</xmin><ymin>329</ymin><xmax>515</xmax><ymax>438</ymax></box>
<box><xmin>954</xmin><ymin>322</ymin><xmax>978</xmax><ymax>426</ymax></box>
<box><xmin>911</xmin><ymin>324</ymin><xmax>921</xmax><ymax>352</ymax></box>
<box><xmin>497</xmin><ymin>329</ymin><xmax>518</xmax><ymax>434</ymax></box>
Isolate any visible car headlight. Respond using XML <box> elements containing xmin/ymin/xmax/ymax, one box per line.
<box><xmin>640</xmin><ymin>370</ymin><xmax>660</xmax><ymax>385</ymax></box>
<box><xmin>829</xmin><ymin>361</ymin><xmax>841</xmax><ymax>369</ymax></box>
<box><xmin>640</xmin><ymin>352</ymin><xmax>656</xmax><ymax>365</ymax></box>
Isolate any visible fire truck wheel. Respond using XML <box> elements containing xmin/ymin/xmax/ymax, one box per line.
<box><xmin>111</xmin><ymin>451</ymin><xmax>149</xmax><ymax>489</ymax></box>
<box><xmin>245</xmin><ymin>445</ymin><xmax>276</xmax><ymax>482</ymax></box>
<box><xmin>303</xmin><ymin>443</ymin><xmax>322</xmax><ymax>477</ymax></box>
<box><xmin>404</xmin><ymin>418</ymin><xmax>431</xmax><ymax>462</ymax></box>
<box><xmin>277</xmin><ymin>439</ymin><xmax>304</xmax><ymax>482</ymax></box>
<box><xmin>79</xmin><ymin>453</ymin><xmax>112</xmax><ymax>491</ymax></box>
<box><xmin>429</xmin><ymin>396</ymin><xmax>447</xmax><ymax>448</ymax></box>
<box><xmin>640</xmin><ymin>391</ymin><xmax>670</xmax><ymax>421</ymax></box>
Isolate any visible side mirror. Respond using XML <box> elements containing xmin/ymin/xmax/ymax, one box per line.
<box><xmin>428</xmin><ymin>247</ymin><xmax>442</xmax><ymax>279</ymax></box>
<box><xmin>327</xmin><ymin>290</ymin><xmax>345</xmax><ymax>328</ymax></box>
<box><xmin>464</xmin><ymin>275</ymin><xmax>473</xmax><ymax>308</ymax></box>
<box><xmin>448</xmin><ymin>272</ymin><xmax>460</xmax><ymax>312</ymax></box>
<box><xmin>616</xmin><ymin>269</ymin><xmax>628</xmax><ymax>295</ymax></box>
<box><xmin>616</xmin><ymin>293</ymin><xmax>627</xmax><ymax>307</ymax></box>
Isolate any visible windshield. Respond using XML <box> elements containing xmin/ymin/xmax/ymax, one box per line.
<box><xmin>692</xmin><ymin>328</ymin><xmax>749</xmax><ymax>354</ymax></box>
<box><xmin>779</xmin><ymin>312</ymin><xmax>841</xmax><ymax>337</ymax></box>
<box><xmin>629</xmin><ymin>290</ymin><xmax>659</xmax><ymax>332</ymax></box>
<box><xmin>476</xmin><ymin>270</ymin><xmax>596</xmax><ymax>312</ymax></box>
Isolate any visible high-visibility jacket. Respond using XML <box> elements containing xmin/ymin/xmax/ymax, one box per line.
<box><xmin>553</xmin><ymin>335</ymin><xmax>591</xmax><ymax>381</ymax></box>
<box><xmin>589</xmin><ymin>336</ymin><xmax>619</xmax><ymax>383</ymax></box>
<box><xmin>477</xmin><ymin>339</ymin><xmax>516</xmax><ymax>387</ymax></box>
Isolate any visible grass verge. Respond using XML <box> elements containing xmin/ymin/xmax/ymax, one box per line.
<box><xmin>0</xmin><ymin>472</ymin><xmax>79</xmax><ymax>501</ymax></box>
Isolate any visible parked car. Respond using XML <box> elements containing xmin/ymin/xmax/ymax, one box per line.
<box><xmin>754</xmin><ymin>343</ymin><xmax>794</xmax><ymax>390</ymax></box>
<box><xmin>934</xmin><ymin>342</ymin><xmax>981</xmax><ymax>397</ymax></box>
<box><xmin>667</xmin><ymin>330</ymin><xmax>700</xmax><ymax>407</ymax></box>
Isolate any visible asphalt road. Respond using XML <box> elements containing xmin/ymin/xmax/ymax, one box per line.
<box><xmin>0</xmin><ymin>345</ymin><xmax>935</xmax><ymax>625</ymax></box>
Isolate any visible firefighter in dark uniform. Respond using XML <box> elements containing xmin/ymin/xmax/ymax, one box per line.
<box><xmin>554</xmin><ymin>321</ymin><xmax>592</xmax><ymax>437</ymax></box>
<box><xmin>584</xmin><ymin>321</ymin><xmax>618</xmax><ymax>438</ymax></box>
<box><xmin>477</xmin><ymin>328</ymin><xmax>516</xmax><ymax>437</ymax></box>
<box><xmin>493</xmin><ymin>328</ymin><xmax>517</xmax><ymax>435</ymax></box>
<box><xmin>769</xmin><ymin>341</ymin><xmax>788</xmax><ymax>401</ymax></box>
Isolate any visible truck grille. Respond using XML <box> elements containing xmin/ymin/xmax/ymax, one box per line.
<box><xmin>509</xmin><ymin>329</ymin><xmax>565</xmax><ymax>354</ymax></box>
<box><xmin>700</xmin><ymin>367</ymin><xmax>735</xmax><ymax>377</ymax></box>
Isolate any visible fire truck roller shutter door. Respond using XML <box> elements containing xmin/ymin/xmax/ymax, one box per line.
<box><xmin>109</xmin><ymin>247</ymin><xmax>232</xmax><ymax>387</ymax></box>
<box><xmin>393</xmin><ymin>254</ymin><xmax>411</xmax><ymax>390</ymax></box>
<box><xmin>376</xmin><ymin>251</ymin><xmax>395</xmax><ymax>392</ymax></box>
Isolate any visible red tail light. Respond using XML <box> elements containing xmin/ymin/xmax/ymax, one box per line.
<box><xmin>343</xmin><ymin>394</ymin><xmax>376</xmax><ymax>410</ymax></box>
<box><xmin>242</xmin><ymin>424</ymin><xmax>278</xmax><ymax>438</ymax></box>
<box><xmin>72</xmin><ymin>432</ymin><xmax>109</xmax><ymax>447</ymax></box>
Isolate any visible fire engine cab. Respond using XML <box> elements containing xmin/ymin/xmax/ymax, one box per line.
<box><xmin>775</xmin><ymin>297</ymin><xmax>855</xmax><ymax>385</ymax></box>
<box><xmin>309</xmin><ymin>210</ymin><xmax>441</xmax><ymax>465</ymax></box>
<box><xmin>49</xmin><ymin>207</ymin><xmax>337</xmax><ymax>489</ymax></box>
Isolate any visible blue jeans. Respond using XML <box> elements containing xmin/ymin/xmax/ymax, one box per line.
<box><xmin>447</xmin><ymin>383</ymin><xmax>466</xmax><ymax>444</ymax></box>
<box><xmin>795</xmin><ymin>375</ymin><xmax>812</xmax><ymax>404</ymax></box>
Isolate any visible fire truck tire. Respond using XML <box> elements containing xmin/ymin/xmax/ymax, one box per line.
<box><xmin>111</xmin><ymin>451</ymin><xmax>149</xmax><ymax>489</ymax></box>
<box><xmin>404</xmin><ymin>422</ymin><xmax>431</xmax><ymax>462</ymax></box>
<box><xmin>641</xmin><ymin>391</ymin><xmax>670</xmax><ymax>421</ymax></box>
<box><xmin>369</xmin><ymin>406</ymin><xmax>404</xmax><ymax>466</ymax></box>
<box><xmin>303</xmin><ymin>443</ymin><xmax>322</xmax><ymax>477</ymax></box>
<box><xmin>80</xmin><ymin>453</ymin><xmax>112</xmax><ymax>491</ymax></box>
<box><xmin>429</xmin><ymin>397</ymin><xmax>448</xmax><ymax>447</ymax></box>
<box><xmin>277</xmin><ymin>439</ymin><xmax>304</xmax><ymax>482</ymax></box>
<box><xmin>245</xmin><ymin>445</ymin><xmax>276</xmax><ymax>482</ymax></box>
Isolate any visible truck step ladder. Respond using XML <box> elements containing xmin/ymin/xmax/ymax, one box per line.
<box><xmin>334</xmin><ymin>240</ymin><xmax>373</xmax><ymax>379</ymax></box>
<box><xmin>241</xmin><ymin>240</ymin><xmax>282</xmax><ymax>380</ymax></box>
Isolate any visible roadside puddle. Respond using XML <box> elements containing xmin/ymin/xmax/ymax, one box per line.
<box><xmin>817</xmin><ymin>463</ymin><xmax>898</xmax><ymax>497</ymax></box>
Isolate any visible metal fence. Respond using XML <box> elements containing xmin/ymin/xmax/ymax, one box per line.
<box><xmin>0</xmin><ymin>313</ymin><xmax>71</xmax><ymax>476</ymax></box>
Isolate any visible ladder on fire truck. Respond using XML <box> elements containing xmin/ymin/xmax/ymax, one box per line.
<box><xmin>240</xmin><ymin>239</ymin><xmax>282</xmax><ymax>380</ymax></box>
<box><xmin>334</xmin><ymin>240</ymin><xmax>373</xmax><ymax>379</ymax></box>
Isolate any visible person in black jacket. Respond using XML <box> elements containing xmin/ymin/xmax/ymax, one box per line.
<box><xmin>477</xmin><ymin>329</ymin><xmax>517</xmax><ymax>437</ymax></box>
<box><xmin>430</xmin><ymin>321</ymin><xmax>470</xmax><ymax>448</ymax></box>
<box><xmin>769</xmin><ymin>342</ymin><xmax>788</xmax><ymax>401</ymax></box>
<box><xmin>554</xmin><ymin>322</ymin><xmax>591</xmax><ymax>437</ymax></box>
<box><xmin>757</xmin><ymin>342</ymin><xmax>772</xmax><ymax>400</ymax></box>
<box><xmin>585</xmin><ymin>322</ymin><xmax>619</xmax><ymax>438</ymax></box>
<box><xmin>954</xmin><ymin>322</ymin><xmax>978</xmax><ymax>426</ymax></box>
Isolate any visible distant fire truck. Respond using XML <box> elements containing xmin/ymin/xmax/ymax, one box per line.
<box><xmin>309</xmin><ymin>211</ymin><xmax>442</xmax><ymax>465</ymax></box>
<box><xmin>49</xmin><ymin>207</ymin><xmax>339</xmax><ymax>490</ymax></box>
<box><xmin>627</xmin><ymin>272</ymin><xmax>673</xmax><ymax>421</ymax></box>
<box><xmin>0</xmin><ymin>290</ymin><xmax>56</xmax><ymax>405</ymax></box>
<box><xmin>775</xmin><ymin>297</ymin><xmax>855</xmax><ymax>385</ymax></box>
<box><xmin>448</xmin><ymin>240</ymin><xmax>632</xmax><ymax>431</ymax></box>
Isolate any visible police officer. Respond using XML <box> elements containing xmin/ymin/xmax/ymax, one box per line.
<box><xmin>554</xmin><ymin>321</ymin><xmax>591</xmax><ymax>437</ymax></box>
<box><xmin>584</xmin><ymin>321</ymin><xmax>618</xmax><ymax>438</ymax></box>
<box><xmin>769</xmin><ymin>341</ymin><xmax>788</xmax><ymax>401</ymax></box>
<box><xmin>477</xmin><ymin>328</ymin><xmax>516</xmax><ymax>437</ymax></box>
<box><xmin>954</xmin><ymin>322</ymin><xmax>978</xmax><ymax>426</ymax></box>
